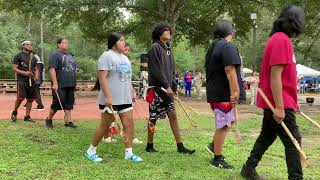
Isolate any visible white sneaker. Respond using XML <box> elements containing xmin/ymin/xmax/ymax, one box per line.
<box><xmin>85</xmin><ymin>152</ymin><xmax>104</xmax><ymax>163</ymax></box>
<box><xmin>133</xmin><ymin>138</ymin><xmax>143</xmax><ymax>144</ymax></box>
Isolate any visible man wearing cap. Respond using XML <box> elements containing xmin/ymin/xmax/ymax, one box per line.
<box><xmin>10</xmin><ymin>40</ymin><xmax>38</xmax><ymax>122</ymax></box>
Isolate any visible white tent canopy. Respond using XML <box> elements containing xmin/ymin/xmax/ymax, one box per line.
<box><xmin>243</xmin><ymin>68</ymin><xmax>253</xmax><ymax>74</ymax></box>
<box><xmin>296</xmin><ymin>64</ymin><xmax>320</xmax><ymax>77</ymax></box>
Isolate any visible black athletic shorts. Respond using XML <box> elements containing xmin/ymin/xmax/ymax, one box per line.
<box><xmin>148</xmin><ymin>87</ymin><xmax>175</xmax><ymax>122</ymax></box>
<box><xmin>51</xmin><ymin>87</ymin><xmax>75</xmax><ymax>111</ymax></box>
<box><xmin>16</xmin><ymin>79</ymin><xmax>37</xmax><ymax>101</ymax></box>
<box><xmin>99</xmin><ymin>104</ymin><xmax>133</xmax><ymax>114</ymax></box>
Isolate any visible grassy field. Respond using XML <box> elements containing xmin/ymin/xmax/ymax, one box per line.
<box><xmin>0</xmin><ymin>106</ymin><xmax>319</xmax><ymax>180</ymax></box>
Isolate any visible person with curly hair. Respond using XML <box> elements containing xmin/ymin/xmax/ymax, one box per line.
<box><xmin>145</xmin><ymin>22</ymin><xmax>195</xmax><ymax>154</ymax></box>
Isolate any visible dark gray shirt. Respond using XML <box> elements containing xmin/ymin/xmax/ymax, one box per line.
<box><xmin>48</xmin><ymin>50</ymin><xmax>77</xmax><ymax>88</ymax></box>
<box><xmin>13</xmin><ymin>51</ymin><xmax>37</xmax><ymax>81</ymax></box>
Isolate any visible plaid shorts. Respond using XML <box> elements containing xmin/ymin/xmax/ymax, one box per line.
<box><xmin>209</xmin><ymin>102</ymin><xmax>234</xmax><ymax>129</ymax></box>
<box><xmin>147</xmin><ymin>88</ymin><xmax>175</xmax><ymax>122</ymax></box>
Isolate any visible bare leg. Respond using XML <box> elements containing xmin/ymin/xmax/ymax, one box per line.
<box><xmin>48</xmin><ymin>109</ymin><xmax>57</xmax><ymax>120</ymax></box>
<box><xmin>25</xmin><ymin>100</ymin><xmax>33</xmax><ymax>116</ymax></box>
<box><xmin>213</xmin><ymin>126</ymin><xmax>229</xmax><ymax>155</ymax></box>
<box><xmin>91</xmin><ymin>112</ymin><xmax>114</xmax><ymax>146</ymax></box>
<box><xmin>119</xmin><ymin>110</ymin><xmax>134</xmax><ymax>148</ymax></box>
<box><xmin>64</xmin><ymin>110</ymin><xmax>72</xmax><ymax>122</ymax></box>
<box><xmin>104</xmin><ymin>128</ymin><xmax>112</xmax><ymax>139</ymax></box>
<box><xmin>167</xmin><ymin>110</ymin><xmax>182</xmax><ymax>143</ymax></box>
<box><xmin>13</xmin><ymin>100</ymin><xmax>23</xmax><ymax>112</ymax></box>
<box><xmin>147</xmin><ymin>121</ymin><xmax>156</xmax><ymax>143</ymax></box>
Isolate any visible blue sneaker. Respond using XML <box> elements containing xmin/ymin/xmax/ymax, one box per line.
<box><xmin>85</xmin><ymin>153</ymin><xmax>103</xmax><ymax>163</ymax></box>
<box><xmin>125</xmin><ymin>154</ymin><xmax>143</xmax><ymax>163</ymax></box>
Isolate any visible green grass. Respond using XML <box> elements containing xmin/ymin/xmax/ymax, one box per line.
<box><xmin>0</xmin><ymin>108</ymin><xmax>319</xmax><ymax>179</ymax></box>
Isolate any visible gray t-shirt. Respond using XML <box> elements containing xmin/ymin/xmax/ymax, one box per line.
<box><xmin>97</xmin><ymin>50</ymin><xmax>132</xmax><ymax>105</ymax></box>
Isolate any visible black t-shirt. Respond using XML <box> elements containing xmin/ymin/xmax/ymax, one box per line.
<box><xmin>205</xmin><ymin>39</ymin><xmax>241</xmax><ymax>102</ymax></box>
<box><xmin>48</xmin><ymin>50</ymin><xmax>77</xmax><ymax>88</ymax></box>
<box><xmin>13</xmin><ymin>51</ymin><xmax>37</xmax><ymax>81</ymax></box>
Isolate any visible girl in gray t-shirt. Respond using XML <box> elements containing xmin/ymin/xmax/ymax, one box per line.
<box><xmin>85</xmin><ymin>32</ymin><xmax>143</xmax><ymax>163</ymax></box>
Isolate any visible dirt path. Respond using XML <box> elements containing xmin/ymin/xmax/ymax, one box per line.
<box><xmin>0</xmin><ymin>94</ymin><xmax>149</xmax><ymax>121</ymax></box>
<box><xmin>1</xmin><ymin>94</ymin><xmax>319</xmax><ymax>122</ymax></box>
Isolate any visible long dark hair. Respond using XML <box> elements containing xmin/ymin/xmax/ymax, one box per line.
<box><xmin>270</xmin><ymin>4</ymin><xmax>304</xmax><ymax>38</ymax></box>
<box><xmin>204</xmin><ymin>20</ymin><xmax>234</xmax><ymax>69</ymax></box>
<box><xmin>107</xmin><ymin>32</ymin><xmax>123</xmax><ymax>50</ymax></box>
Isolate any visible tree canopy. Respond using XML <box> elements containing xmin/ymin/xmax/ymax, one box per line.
<box><xmin>1</xmin><ymin>0</ymin><xmax>320</xmax><ymax>79</ymax></box>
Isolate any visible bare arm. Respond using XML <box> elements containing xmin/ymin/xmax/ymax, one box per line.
<box><xmin>270</xmin><ymin>65</ymin><xmax>285</xmax><ymax>123</ymax></box>
<box><xmin>225</xmin><ymin>65</ymin><xmax>240</xmax><ymax>105</ymax></box>
<box><xmin>49</xmin><ymin>68</ymin><xmax>58</xmax><ymax>91</ymax></box>
<box><xmin>12</xmin><ymin>64</ymin><xmax>31</xmax><ymax>77</ymax></box>
<box><xmin>98</xmin><ymin>70</ymin><xmax>112</xmax><ymax>107</ymax></box>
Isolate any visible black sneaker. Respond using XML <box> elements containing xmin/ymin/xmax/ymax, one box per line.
<box><xmin>177</xmin><ymin>147</ymin><xmax>196</xmax><ymax>154</ymax></box>
<box><xmin>240</xmin><ymin>164</ymin><xmax>265</xmax><ymax>180</ymax></box>
<box><xmin>33</xmin><ymin>105</ymin><xmax>45</xmax><ymax>111</ymax></box>
<box><xmin>45</xmin><ymin>118</ymin><xmax>53</xmax><ymax>128</ymax></box>
<box><xmin>209</xmin><ymin>156</ymin><xmax>234</xmax><ymax>169</ymax></box>
<box><xmin>10</xmin><ymin>111</ymin><xmax>17</xmax><ymax>122</ymax></box>
<box><xmin>24</xmin><ymin>116</ymin><xmax>35</xmax><ymax>122</ymax></box>
<box><xmin>205</xmin><ymin>142</ymin><xmax>214</xmax><ymax>156</ymax></box>
<box><xmin>65</xmin><ymin>122</ymin><xmax>77</xmax><ymax>128</ymax></box>
<box><xmin>145</xmin><ymin>146</ymin><xmax>158</xmax><ymax>153</ymax></box>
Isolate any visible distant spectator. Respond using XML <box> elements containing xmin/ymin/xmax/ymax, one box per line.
<box><xmin>184</xmin><ymin>71</ymin><xmax>192</xmax><ymax>97</ymax></box>
<box><xmin>194</xmin><ymin>71</ymin><xmax>203</xmax><ymax>99</ymax></box>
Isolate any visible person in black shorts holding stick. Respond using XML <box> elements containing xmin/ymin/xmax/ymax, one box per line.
<box><xmin>10</xmin><ymin>40</ymin><xmax>38</xmax><ymax>122</ymax></box>
<box><xmin>45</xmin><ymin>37</ymin><xmax>77</xmax><ymax>128</ymax></box>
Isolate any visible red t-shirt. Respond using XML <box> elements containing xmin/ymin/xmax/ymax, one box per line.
<box><xmin>256</xmin><ymin>32</ymin><xmax>297</xmax><ymax>110</ymax></box>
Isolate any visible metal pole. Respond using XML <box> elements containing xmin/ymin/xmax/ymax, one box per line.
<box><xmin>252</xmin><ymin>20</ymin><xmax>257</xmax><ymax>70</ymax></box>
<box><xmin>40</xmin><ymin>14</ymin><xmax>44</xmax><ymax>63</ymax></box>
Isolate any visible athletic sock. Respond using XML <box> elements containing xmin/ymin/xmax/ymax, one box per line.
<box><xmin>214</xmin><ymin>155</ymin><xmax>223</xmax><ymax>161</ymax></box>
<box><xmin>146</xmin><ymin>143</ymin><xmax>154</xmax><ymax>149</ymax></box>
<box><xmin>87</xmin><ymin>144</ymin><xmax>97</xmax><ymax>156</ymax></box>
<box><xmin>12</xmin><ymin>111</ymin><xmax>17</xmax><ymax>115</ymax></box>
<box><xmin>125</xmin><ymin>148</ymin><xmax>133</xmax><ymax>159</ymax></box>
<box><xmin>177</xmin><ymin>142</ymin><xmax>184</xmax><ymax>150</ymax></box>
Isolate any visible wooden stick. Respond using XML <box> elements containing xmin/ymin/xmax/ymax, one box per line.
<box><xmin>257</xmin><ymin>88</ymin><xmax>307</xmax><ymax>167</ymax></box>
<box><xmin>298</xmin><ymin>112</ymin><xmax>320</xmax><ymax>129</ymax></box>
<box><xmin>55</xmin><ymin>90</ymin><xmax>66</xmax><ymax>123</ymax></box>
<box><xmin>110</xmin><ymin>107</ymin><xmax>127</xmax><ymax>142</ymax></box>
<box><xmin>175</xmin><ymin>96</ymin><xmax>198</xmax><ymax>127</ymax></box>
<box><xmin>161</xmin><ymin>87</ymin><xmax>197</xmax><ymax>127</ymax></box>
<box><xmin>28</xmin><ymin>53</ymin><xmax>33</xmax><ymax>87</ymax></box>
<box><xmin>176</xmin><ymin>90</ymin><xmax>200</xmax><ymax>115</ymax></box>
<box><xmin>176</xmin><ymin>98</ymin><xmax>200</xmax><ymax>115</ymax></box>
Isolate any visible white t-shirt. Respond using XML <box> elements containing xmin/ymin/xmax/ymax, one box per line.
<box><xmin>141</xmin><ymin>71</ymin><xmax>148</xmax><ymax>86</ymax></box>
<box><xmin>97</xmin><ymin>50</ymin><xmax>132</xmax><ymax>105</ymax></box>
